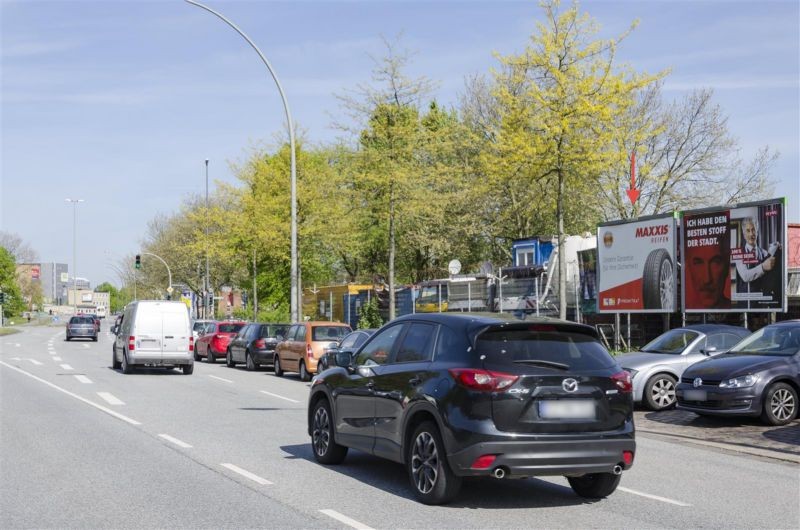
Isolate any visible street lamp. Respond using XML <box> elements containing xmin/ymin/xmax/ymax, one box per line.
<box><xmin>185</xmin><ymin>0</ymin><xmax>299</xmax><ymax>323</ymax></box>
<box><xmin>205</xmin><ymin>158</ymin><xmax>210</xmax><ymax>319</ymax></box>
<box><xmin>65</xmin><ymin>198</ymin><xmax>84</xmax><ymax>313</ymax></box>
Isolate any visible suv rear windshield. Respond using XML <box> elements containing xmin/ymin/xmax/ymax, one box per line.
<box><xmin>218</xmin><ymin>323</ymin><xmax>245</xmax><ymax>333</ymax></box>
<box><xmin>312</xmin><ymin>326</ymin><xmax>351</xmax><ymax>341</ymax></box>
<box><xmin>70</xmin><ymin>316</ymin><xmax>94</xmax><ymax>324</ymax></box>
<box><xmin>476</xmin><ymin>329</ymin><xmax>615</xmax><ymax>370</ymax></box>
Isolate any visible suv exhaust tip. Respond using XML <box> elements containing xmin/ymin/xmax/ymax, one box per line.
<box><xmin>613</xmin><ymin>464</ymin><xmax>623</xmax><ymax>475</ymax></box>
<box><xmin>493</xmin><ymin>466</ymin><xmax>507</xmax><ymax>479</ymax></box>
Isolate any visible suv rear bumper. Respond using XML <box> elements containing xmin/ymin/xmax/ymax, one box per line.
<box><xmin>447</xmin><ymin>436</ymin><xmax>635</xmax><ymax>478</ymax></box>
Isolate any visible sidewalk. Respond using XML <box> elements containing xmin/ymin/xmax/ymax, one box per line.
<box><xmin>635</xmin><ymin>409</ymin><xmax>800</xmax><ymax>463</ymax></box>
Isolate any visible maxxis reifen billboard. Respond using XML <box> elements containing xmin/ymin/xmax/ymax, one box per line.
<box><xmin>681</xmin><ymin>198</ymin><xmax>787</xmax><ymax>313</ymax></box>
<box><xmin>597</xmin><ymin>213</ymin><xmax>678</xmax><ymax>313</ymax></box>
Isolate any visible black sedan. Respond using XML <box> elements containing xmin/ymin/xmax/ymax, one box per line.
<box><xmin>308</xmin><ymin>314</ymin><xmax>635</xmax><ymax>505</ymax></box>
<box><xmin>316</xmin><ymin>329</ymin><xmax>376</xmax><ymax>372</ymax></box>
<box><xmin>227</xmin><ymin>322</ymin><xmax>289</xmax><ymax>371</ymax></box>
<box><xmin>677</xmin><ymin>320</ymin><xmax>800</xmax><ymax>426</ymax></box>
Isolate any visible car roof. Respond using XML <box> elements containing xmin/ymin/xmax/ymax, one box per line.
<box><xmin>392</xmin><ymin>312</ymin><xmax>599</xmax><ymax>337</ymax></box>
<box><xmin>681</xmin><ymin>324</ymin><xmax>751</xmax><ymax>336</ymax></box>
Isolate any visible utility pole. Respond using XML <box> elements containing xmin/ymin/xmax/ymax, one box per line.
<box><xmin>205</xmin><ymin>158</ymin><xmax>210</xmax><ymax>319</ymax></box>
<box><xmin>253</xmin><ymin>247</ymin><xmax>258</xmax><ymax>320</ymax></box>
<box><xmin>65</xmin><ymin>198</ymin><xmax>84</xmax><ymax>314</ymax></box>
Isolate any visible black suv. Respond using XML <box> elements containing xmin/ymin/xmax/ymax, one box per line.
<box><xmin>308</xmin><ymin>313</ymin><xmax>635</xmax><ymax>504</ymax></box>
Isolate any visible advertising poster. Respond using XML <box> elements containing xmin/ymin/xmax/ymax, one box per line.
<box><xmin>682</xmin><ymin>198</ymin><xmax>786</xmax><ymax>312</ymax></box>
<box><xmin>31</xmin><ymin>266</ymin><xmax>40</xmax><ymax>280</ymax></box>
<box><xmin>597</xmin><ymin>213</ymin><xmax>677</xmax><ymax>313</ymax></box>
<box><xmin>577</xmin><ymin>248</ymin><xmax>597</xmax><ymax>315</ymax></box>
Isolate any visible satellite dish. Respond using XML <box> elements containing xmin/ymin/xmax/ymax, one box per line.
<box><xmin>448</xmin><ymin>259</ymin><xmax>462</xmax><ymax>276</ymax></box>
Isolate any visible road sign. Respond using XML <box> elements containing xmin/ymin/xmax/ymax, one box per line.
<box><xmin>166</xmin><ymin>286</ymin><xmax>174</xmax><ymax>294</ymax></box>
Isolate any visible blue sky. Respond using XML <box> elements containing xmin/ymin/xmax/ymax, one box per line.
<box><xmin>2</xmin><ymin>0</ymin><xmax>798</xmax><ymax>287</ymax></box>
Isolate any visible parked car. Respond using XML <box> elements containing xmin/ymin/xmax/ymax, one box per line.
<box><xmin>227</xmin><ymin>322</ymin><xmax>289</xmax><ymax>371</ymax></box>
<box><xmin>112</xmin><ymin>300</ymin><xmax>194</xmax><ymax>374</ymax></box>
<box><xmin>618</xmin><ymin>324</ymin><xmax>752</xmax><ymax>410</ymax></box>
<box><xmin>308</xmin><ymin>314</ymin><xmax>635</xmax><ymax>505</ymax></box>
<box><xmin>192</xmin><ymin>319</ymin><xmax>215</xmax><ymax>341</ymax></box>
<box><xmin>66</xmin><ymin>315</ymin><xmax>98</xmax><ymax>341</ymax></box>
<box><xmin>317</xmin><ymin>329</ymin><xmax>376</xmax><ymax>372</ymax></box>
<box><xmin>195</xmin><ymin>321</ymin><xmax>246</xmax><ymax>363</ymax></box>
<box><xmin>275</xmin><ymin>321</ymin><xmax>352</xmax><ymax>381</ymax></box>
<box><xmin>677</xmin><ymin>320</ymin><xmax>800</xmax><ymax>426</ymax></box>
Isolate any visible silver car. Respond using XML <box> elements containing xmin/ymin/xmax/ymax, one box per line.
<box><xmin>617</xmin><ymin>324</ymin><xmax>751</xmax><ymax>410</ymax></box>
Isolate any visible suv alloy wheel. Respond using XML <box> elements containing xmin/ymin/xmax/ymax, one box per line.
<box><xmin>407</xmin><ymin>422</ymin><xmax>462</xmax><ymax>505</ymax></box>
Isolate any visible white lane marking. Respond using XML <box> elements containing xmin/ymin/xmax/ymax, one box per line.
<box><xmin>97</xmin><ymin>392</ymin><xmax>124</xmax><ymax>405</ymax></box>
<box><xmin>158</xmin><ymin>434</ymin><xmax>193</xmax><ymax>448</ymax></box>
<box><xmin>28</xmin><ymin>359</ymin><xmax>43</xmax><ymax>366</ymax></box>
<box><xmin>10</xmin><ymin>357</ymin><xmax>21</xmax><ymax>361</ymax></box>
<box><xmin>619</xmin><ymin>487</ymin><xmax>691</xmax><ymax>507</ymax></box>
<box><xmin>220</xmin><ymin>463</ymin><xmax>272</xmax><ymax>485</ymax></box>
<box><xmin>53</xmin><ymin>357</ymin><xmax>62</xmax><ymax>361</ymax></box>
<box><xmin>208</xmin><ymin>375</ymin><xmax>233</xmax><ymax>383</ymax></box>
<box><xmin>15</xmin><ymin>343</ymin><xmax>20</xmax><ymax>347</ymax></box>
<box><xmin>0</xmin><ymin>361</ymin><xmax>141</xmax><ymax>425</ymax></box>
<box><xmin>259</xmin><ymin>390</ymin><xmax>300</xmax><ymax>404</ymax></box>
<box><xmin>60</xmin><ymin>364</ymin><xmax>73</xmax><ymax>371</ymax></box>
<box><xmin>75</xmin><ymin>375</ymin><xmax>92</xmax><ymax>384</ymax></box>
<box><xmin>319</xmin><ymin>509</ymin><xmax>375</xmax><ymax>530</ymax></box>
<box><xmin>83</xmin><ymin>344</ymin><xmax>90</xmax><ymax>349</ymax></box>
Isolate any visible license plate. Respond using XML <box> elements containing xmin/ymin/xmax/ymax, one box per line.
<box><xmin>539</xmin><ymin>400</ymin><xmax>596</xmax><ymax>420</ymax></box>
<box><xmin>684</xmin><ymin>390</ymin><xmax>707</xmax><ymax>401</ymax></box>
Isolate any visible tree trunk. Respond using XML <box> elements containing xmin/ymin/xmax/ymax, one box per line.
<box><xmin>557</xmin><ymin>170</ymin><xmax>567</xmax><ymax>320</ymax></box>
<box><xmin>388</xmin><ymin>181</ymin><xmax>396</xmax><ymax>321</ymax></box>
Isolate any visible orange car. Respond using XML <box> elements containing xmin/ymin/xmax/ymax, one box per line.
<box><xmin>274</xmin><ymin>321</ymin><xmax>352</xmax><ymax>381</ymax></box>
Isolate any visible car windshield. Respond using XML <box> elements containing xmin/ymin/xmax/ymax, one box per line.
<box><xmin>640</xmin><ymin>329</ymin><xmax>700</xmax><ymax>354</ymax></box>
<box><xmin>476</xmin><ymin>329</ymin><xmax>615</xmax><ymax>370</ymax></box>
<box><xmin>193</xmin><ymin>322</ymin><xmax>208</xmax><ymax>332</ymax></box>
<box><xmin>218</xmin><ymin>323</ymin><xmax>244</xmax><ymax>333</ymax></box>
<box><xmin>727</xmin><ymin>326</ymin><xmax>800</xmax><ymax>356</ymax></box>
<box><xmin>312</xmin><ymin>326</ymin><xmax>351</xmax><ymax>341</ymax></box>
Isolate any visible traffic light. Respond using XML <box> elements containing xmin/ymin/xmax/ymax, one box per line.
<box><xmin>0</xmin><ymin>293</ymin><xmax>6</xmax><ymax>304</ymax></box>
<box><xmin>135</xmin><ymin>254</ymin><xmax>141</xmax><ymax>269</ymax></box>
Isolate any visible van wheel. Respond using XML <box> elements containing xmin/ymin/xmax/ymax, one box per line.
<box><xmin>274</xmin><ymin>355</ymin><xmax>283</xmax><ymax>377</ymax></box>
<box><xmin>122</xmin><ymin>351</ymin><xmax>134</xmax><ymax>374</ymax></box>
<box><xmin>112</xmin><ymin>346</ymin><xmax>121</xmax><ymax>369</ymax></box>
<box><xmin>300</xmin><ymin>361</ymin><xmax>311</xmax><ymax>382</ymax></box>
<box><xmin>406</xmin><ymin>421</ymin><xmax>462</xmax><ymax>505</ymax></box>
<box><xmin>568</xmin><ymin>472</ymin><xmax>621</xmax><ymax>499</ymax></box>
<box><xmin>182</xmin><ymin>363</ymin><xmax>194</xmax><ymax>375</ymax></box>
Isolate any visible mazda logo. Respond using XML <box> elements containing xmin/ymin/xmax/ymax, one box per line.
<box><xmin>693</xmin><ymin>378</ymin><xmax>703</xmax><ymax>388</ymax></box>
<box><xmin>562</xmin><ymin>378</ymin><xmax>579</xmax><ymax>393</ymax></box>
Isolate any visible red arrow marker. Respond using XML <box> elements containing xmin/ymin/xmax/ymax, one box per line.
<box><xmin>626</xmin><ymin>150</ymin><xmax>640</xmax><ymax>204</ymax></box>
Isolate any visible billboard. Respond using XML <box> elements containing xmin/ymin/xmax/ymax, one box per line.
<box><xmin>597</xmin><ymin>213</ymin><xmax>678</xmax><ymax>313</ymax></box>
<box><xmin>681</xmin><ymin>198</ymin><xmax>786</xmax><ymax>313</ymax></box>
<box><xmin>31</xmin><ymin>266</ymin><xmax>40</xmax><ymax>280</ymax></box>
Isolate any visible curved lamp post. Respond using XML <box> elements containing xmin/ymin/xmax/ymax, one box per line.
<box><xmin>140</xmin><ymin>252</ymin><xmax>173</xmax><ymax>298</ymax></box>
<box><xmin>184</xmin><ymin>0</ymin><xmax>298</xmax><ymax>323</ymax></box>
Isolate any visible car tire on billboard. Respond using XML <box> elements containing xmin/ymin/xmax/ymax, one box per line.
<box><xmin>642</xmin><ymin>248</ymin><xmax>674</xmax><ymax>310</ymax></box>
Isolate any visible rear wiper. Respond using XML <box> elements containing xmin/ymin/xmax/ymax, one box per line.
<box><xmin>513</xmin><ymin>359</ymin><xmax>570</xmax><ymax>370</ymax></box>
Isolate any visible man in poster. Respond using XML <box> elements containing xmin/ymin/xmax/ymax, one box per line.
<box><xmin>683</xmin><ymin>211</ymin><xmax>731</xmax><ymax>310</ymax></box>
<box><xmin>733</xmin><ymin>216</ymin><xmax>781</xmax><ymax>299</ymax></box>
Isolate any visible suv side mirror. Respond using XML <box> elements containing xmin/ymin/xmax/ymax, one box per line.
<box><xmin>335</xmin><ymin>350</ymin><xmax>354</xmax><ymax>369</ymax></box>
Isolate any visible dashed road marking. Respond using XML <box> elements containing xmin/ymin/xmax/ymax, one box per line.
<box><xmin>0</xmin><ymin>361</ymin><xmax>141</xmax><ymax>425</ymax></box>
<box><xmin>158</xmin><ymin>434</ymin><xmax>193</xmax><ymax>448</ymax></box>
<box><xmin>28</xmin><ymin>359</ymin><xmax>43</xmax><ymax>366</ymax></box>
<box><xmin>208</xmin><ymin>375</ymin><xmax>233</xmax><ymax>383</ymax></box>
<box><xmin>15</xmin><ymin>343</ymin><xmax>20</xmax><ymax>347</ymax></box>
<box><xmin>619</xmin><ymin>487</ymin><xmax>691</xmax><ymax>507</ymax></box>
<box><xmin>319</xmin><ymin>509</ymin><xmax>375</xmax><ymax>530</ymax></box>
<box><xmin>83</xmin><ymin>344</ymin><xmax>90</xmax><ymax>349</ymax></box>
<box><xmin>53</xmin><ymin>357</ymin><xmax>62</xmax><ymax>361</ymax></box>
<box><xmin>220</xmin><ymin>463</ymin><xmax>272</xmax><ymax>485</ymax></box>
<box><xmin>259</xmin><ymin>390</ymin><xmax>300</xmax><ymax>403</ymax></box>
<box><xmin>97</xmin><ymin>392</ymin><xmax>124</xmax><ymax>405</ymax></box>
<box><xmin>60</xmin><ymin>364</ymin><xmax>73</xmax><ymax>371</ymax></box>
<box><xmin>75</xmin><ymin>375</ymin><xmax>92</xmax><ymax>384</ymax></box>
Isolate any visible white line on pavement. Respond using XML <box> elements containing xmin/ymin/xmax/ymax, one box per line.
<box><xmin>10</xmin><ymin>357</ymin><xmax>21</xmax><ymax>361</ymax></box>
<box><xmin>53</xmin><ymin>357</ymin><xmax>62</xmax><ymax>361</ymax></box>
<box><xmin>15</xmin><ymin>343</ymin><xmax>20</xmax><ymax>347</ymax></box>
<box><xmin>0</xmin><ymin>361</ymin><xmax>141</xmax><ymax>426</ymax></box>
<box><xmin>208</xmin><ymin>375</ymin><xmax>233</xmax><ymax>383</ymax></box>
<box><xmin>220</xmin><ymin>463</ymin><xmax>273</xmax><ymax>485</ymax></box>
<box><xmin>158</xmin><ymin>434</ymin><xmax>193</xmax><ymax>448</ymax></box>
<box><xmin>259</xmin><ymin>390</ymin><xmax>300</xmax><ymax>404</ymax></box>
<box><xmin>74</xmin><ymin>375</ymin><xmax>92</xmax><ymax>384</ymax></box>
<box><xmin>28</xmin><ymin>359</ymin><xmax>43</xmax><ymax>366</ymax></box>
<box><xmin>83</xmin><ymin>344</ymin><xmax>90</xmax><ymax>349</ymax></box>
<box><xmin>618</xmin><ymin>487</ymin><xmax>691</xmax><ymax>507</ymax></box>
<box><xmin>319</xmin><ymin>509</ymin><xmax>375</xmax><ymax>530</ymax></box>
<box><xmin>60</xmin><ymin>364</ymin><xmax>73</xmax><ymax>371</ymax></box>
<box><xmin>97</xmin><ymin>392</ymin><xmax>124</xmax><ymax>405</ymax></box>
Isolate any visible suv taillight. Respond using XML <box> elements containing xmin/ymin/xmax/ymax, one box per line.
<box><xmin>611</xmin><ymin>370</ymin><xmax>632</xmax><ymax>393</ymax></box>
<box><xmin>189</xmin><ymin>336</ymin><xmax>194</xmax><ymax>352</ymax></box>
<box><xmin>449</xmin><ymin>369</ymin><xmax>518</xmax><ymax>392</ymax></box>
<box><xmin>128</xmin><ymin>336</ymin><xmax>135</xmax><ymax>351</ymax></box>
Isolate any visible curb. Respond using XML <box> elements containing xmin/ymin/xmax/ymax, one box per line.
<box><xmin>639</xmin><ymin>429</ymin><xmax>800</xmax><ymax>464</ymax></box>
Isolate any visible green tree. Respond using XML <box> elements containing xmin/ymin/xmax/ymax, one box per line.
<box><xmin>0</xmin><ymin>248</ymin><xmax>25</xmax><ymax>318</ymax></box>
<box><xmin>357</xmin><ymin>297</ymin><xmax>383</xmax><ymax>329</ymax></box>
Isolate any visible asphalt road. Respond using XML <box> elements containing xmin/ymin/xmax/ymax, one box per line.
<box><xmin>2</xmin><ymin>324</ymin><xmax>798</xmax><ymax>529</ymax></box>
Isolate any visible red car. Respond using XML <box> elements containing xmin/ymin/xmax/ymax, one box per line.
<box><xmin>195</xmin><ymin>321</ymin><xmax>247</xmax><ymax>363</ymax></box>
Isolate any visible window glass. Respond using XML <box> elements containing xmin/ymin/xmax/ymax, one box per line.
<box><xmin>434</xmin><ymin>325</ymin><xmax>470</xmax><ymax>362</ymax></box>
<box><xmin>285</xmin><ymin>325</ymin><xmax>299</xmax><ymax>341</ymax></box>
<box><xmin>193</xmin><ymin>321</ymin><xmax>207</xmax><ymax>332</ymax></box>
<box><xmin>339</xmin><ymin>333</ymin><xmax>359</xmax><ymax>350</ymax></box>
<box><xmin>296</xmin><ymin>325</ymin><xmax>307</xmax><ymax>341</ymax></box>
<box><xmin>355</xmin><ymin>324</ymin><xmax>405</xmax><ymax>366</ymax></box>
<box><xmin>686</xmin><ymin>337</ymin><xmax>707</xmax><ymax>355</ymax></box>
<box><xmin>266</xmin><ymin>325</ymin><xmax>288</xmax><ymax>339</ymax></box>
<box><xmin>235</xmin><ymin>325</ymin><xmax>250</xmax><ymax>340</ymax></box>
<box><xmin>70</xmin><ymin>316</ymin><xmax>94</xmax><ymax>324</ymax></box>
<box><xmin>312</xmin><ymin>326</ymin><xmax>351</xmax><ymax>341</ymax></box>
<box><xmin>720</xmin><ymin>333</ymin><xmax>744</xmax><ymax>350</ymax></box>
<box><xmin>394</xmin><ymin>323</ymin><xmax>436</xmax><ymax>363</ymax></box>
<box><xmin>354</xmin><ymin>333</ymin><xmax>371</xmax><ymax>348</ymax></box>
<box><xmin>218</xmin><ymin>323</ymin><xmax>245</xmax><ymax>334</ymax></box>
<box><xmin>476</xmin><ymin>329</ymin><xmax>615</xmax><ymax>370</ymax></box>
<box><xmin>640</xmin><ymin>329</ymin><xmax>701</xmax><ymax>354</ymax></box>
<box><xmin>729</xmin><ymin>325</ymin><xmax>800</xmax><ymax>356</ymax></box>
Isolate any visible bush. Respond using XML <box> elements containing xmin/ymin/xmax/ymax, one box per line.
<box><xmin>358</xmin><ymin>298</ymin><xmax>383</xmax><ymax>329</ymax></box>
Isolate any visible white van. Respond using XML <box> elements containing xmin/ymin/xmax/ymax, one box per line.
<box><xmin>112</xmin><ymin>300</ymin><xmax>194</xmax><ymax>374</ymax></box>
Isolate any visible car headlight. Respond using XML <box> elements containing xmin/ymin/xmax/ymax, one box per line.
<box><xmin>719</xmin><ymin>374</ymin><xmax>760</xmax><ymax>388</ymax></box>
<box><xmin>623</xmin><ymin>368</ymin><xmax>637</xmax><ymax>380</ymax></box>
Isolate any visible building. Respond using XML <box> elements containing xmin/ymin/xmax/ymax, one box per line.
<box><xmin>67</xmin><ymin>290</ymin><xmax>110</xmax><ymax>316</ymax></box>
<box><xmin>17</xmin><ymin>262</ymin><xmax>70</xmax><ymax>305</ymax></box>
<box><xmin>68</xmin><ymin>277</ymin><xmax>91</xmax><ymax>290</ymax></box>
